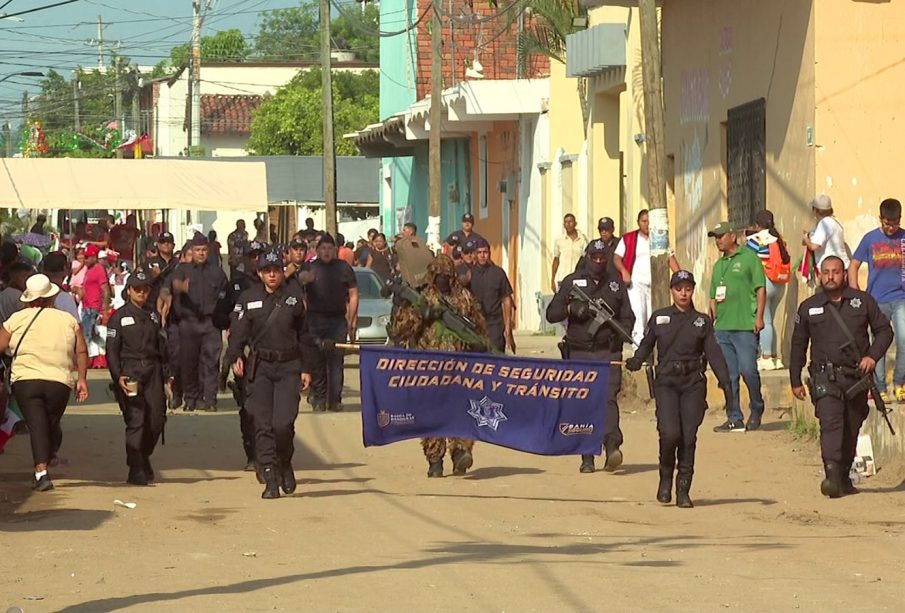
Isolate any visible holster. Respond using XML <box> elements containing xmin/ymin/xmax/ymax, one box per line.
<box><xmin>807</xmin><ymin>366</ymin><xmax>844</xmax><ymax>401</ymax></box>
<box><xmin>557</xmin><ymin>339</ymin><xmax>570</xmax><ymax>359</ymax></box>
<box><xmin>645</xmin><ymin>364</ymin><xmax>656</xmax><ymax>399</ymax></box>
<box><xmin>246</xmin><ymin>352</ymin><xmax>259</xmax><ymax>383</ymax></box>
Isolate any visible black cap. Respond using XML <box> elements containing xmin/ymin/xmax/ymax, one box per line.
<box><xmin>597</xmin><ymin>217</ymin><xmax>615</xmax><ymax>231</ymax></box>
<box><xmin>462</xmin><ymin>240</ymin><xmax>476</xmax><ymax>254</ymax></box>
<box><xmin>289</xmin><ymin>238</ymin><xmax>306</xmax><ymax>249</ymax></box>
<box><xmin>462</xmin><ymin>213</ymin><xmax>475</xmax><ymax>223</ymax></box>
<box><xmin>157</xmin><ymin>232</ymin><xmax>174</xmax><ymax>244</ymax></box>
<box><xmin>452</xmin><ymin>245</ymin><xmax>463</xmax><ymax>259</ymax></box>
<box><xmin>670</xmin><ymin>270</ymin><xmax>696</xmax><ymax>287</ymax></box>
<box><xmin>126</xmin><ymin>270</ymin><xmax>152</xmax><ymax>288</ymax></box>
<box><xmin>586</xmin><ymin>239</ymin><xmax>608</xmax><ymax>256</ymax></box>
<box><xmin>318</xmin><ymin>233</ymin><xmax>336</xmax><ymax>247</ymax></box>
<box><xmin>257</xmin><ymin>248</ymin><xmax>284</xmax><ymax>271</ymax></box>
<box><xmin>473</xmin><ymin>237</ymin><xmax>489</xmax><ymax>250</ymax></box>
<box><xmin>190</xmin><ymin>232</ymin><xmax>209</xmax><ymax>246</ymax></box>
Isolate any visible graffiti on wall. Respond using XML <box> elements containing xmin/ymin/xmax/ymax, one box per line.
<box><xmin>682</xmin><ymin>132</ymin><xmax>709</xmax><ymax>282</ymax></box>
<box><xmin>680</xmin><ymin>69</ymin><xmax>710</xmax><ymax>125</ymax></box>
<box><xmin>718</xmin><ymin>26</ymin><xmax>733</xmax><ymax>100</ymax></box>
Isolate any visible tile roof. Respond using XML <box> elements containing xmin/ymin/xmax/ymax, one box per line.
<box><xmin>199</xmin><ymin>94</ymin><xmax>264</xmax><ymax>135</ymax></box>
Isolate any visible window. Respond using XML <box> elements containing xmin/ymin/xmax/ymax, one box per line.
<box><xmin>727</xmin><ymin>98</ymin><xmax>766</xmax><ymax>229</ymax></box>
<box><xmin>354</xmin><ymin>269</ymin><xmax>386</xmax><ymax>299</ymax></box>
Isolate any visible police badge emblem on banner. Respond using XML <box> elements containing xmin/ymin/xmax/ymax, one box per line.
<box><xmin>360</xmin><ymin>347</ymin><xmax>610</xmax><ymax>456</ymax></box>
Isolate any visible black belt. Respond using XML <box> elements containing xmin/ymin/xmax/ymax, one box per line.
<box><xmin>811</xmin><ymin>361</ymin><xmax>859</xmax><ymax>378</ymax></box>
<box><xmin>255</xmin><ymin>348</ymin><xmax>301</xmax><ymax>362</ymax></box>
<box><xmin>657</xmin><ymin>358</ymin><xmax>705</xmax><ymax>376</ymax></box>
<box><xmin>566</xmin><ymin>339</ymin><xmax>612</xmax><ymax>352</ymax></box>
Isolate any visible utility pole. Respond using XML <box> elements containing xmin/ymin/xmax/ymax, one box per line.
<box><xmin>427</xmin><ymin>0</ymin><xmax>442</xmax><ymax>250</ymax></box>
<box><xmin>114</xmin><ymin>58</ymin><xmax>123</xmax><ymax>159</ymax></box>
<box><xmin>638</xmin><ymin>0</ymin><xmax>670</xmax><ymax>309</ymax></box>
<box><xmin>97</xmin><ymin>15</ymin><xmax>104</xmax><ymax>70</ymax></box>
<box><xmin>190</xmin><ymin>0</ymin><xmax>202</xmax><ymax>154</ymax></box>
<box><xmin>321</xmin><ymin>0</ymin><xmax>337</xmax><ymax>235</ymax></box>
<box><xmin>73</xmin><ymin>70</ymin><xmax>80</xmax><ymax>131</ymax></box>
<box><xmin>186</xmin><ymin>44</ymin><xmax>194</xmax><ymax>153</ymax></box>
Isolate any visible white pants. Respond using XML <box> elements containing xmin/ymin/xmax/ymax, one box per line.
<box><xmin>627</xmin><ymin>282</ymin><xmax>651</xmax><ymax>346</ymax></box>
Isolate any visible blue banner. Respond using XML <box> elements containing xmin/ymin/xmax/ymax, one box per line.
<box><xmin>360</xmin><ymin>346</ymin><xmax>610</xmax><ymax>456</ymax></box>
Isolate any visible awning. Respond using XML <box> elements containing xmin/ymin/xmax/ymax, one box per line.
<box><xmin>0</xmin><ymin>157</ymin><xmax>268</xmax><ymax>211</ymax></box>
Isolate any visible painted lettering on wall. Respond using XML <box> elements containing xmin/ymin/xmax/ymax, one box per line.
<box><xmin>680</xmin><ymin>69</ymin><xmax>710</xmax><ymax>125</ymax></box>
<box><xmin>682</xmin><ymin>132</ymin><xmax>708</xmax><ymax>282</ymax></box>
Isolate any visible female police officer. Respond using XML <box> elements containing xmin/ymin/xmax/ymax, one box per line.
<box><xmin>626</xmin><ymin>271</ymin><xmax>731</xmax><ymax>508</ymax></box>
<box><xmin>106</xmin><ymin>270</ymin><xmax>169</xmax><ymax>486</ymax></box>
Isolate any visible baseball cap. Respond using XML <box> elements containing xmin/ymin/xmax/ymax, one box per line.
<box><xmin>246</xmin><ymin>240</ymin><xmax>267</xmax><ymax>255</ymax></box>
<box><xmin>84</xmin><ymin>244</ymin><xmax>100</xmax><ymax>258</ymax></box>
<box><xmin>810</xmin><ymin>194</ymin><xmax>832</xmax><ymax>211</ymax></box>
<box><xmin>126</xmin><ymin>269</ymin><xmax>153</xmax><ymax>289</ymax></box>
<box><xmin>289</xmin><ymin>238</ymin><xmax>306</xmax><ymax>249</ymax></box>
<box><xmin>462</xmin><ymin>240</ymin><xmax>476</xmax><ymax>254</ymax></box>
<box><xmin>157</xmin><ymin>232</ymin><xmax>175</xmax><ymax>244</ymax></box>
<box><xmin>257</xmin><ymin>247</ymin><xmax>284</xmax><ymax>270</ymax></box>
<box><xmin>707</xmin><ymin>221</ymin><xmax>735</xmax><ymax>237</ymax></box>
<box><xmin>190</xmin><ymin>232</ymin><xmax>209</xmax><ymax>246</ymax></box>
<box><xmin>670</xmin><ymin>270</ymin><xmax>696</xmax><ymax>287</ymax></box>
<box><xmin>597</xmin><ymin>217</ymin><xmax>615</xmax><ymax>231</ymax></box>
<box><xmin>462</xmin><ymin>213</ymin><xmax>475</xmax><ymax>223</ymax></box>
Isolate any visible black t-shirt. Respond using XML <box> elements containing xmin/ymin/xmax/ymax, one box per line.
<box><xmin>468</xmin><ymin>263</ymin><xmax>512</xmax><ymax>321</ymax></box>
<box><xmin>305</xmin><ymin>258</ymin><xmax>357</xmax><ymax>316</ymax></box>
<box><xmin>170</xmin><ymin>261</ymin><xmax>228</xmax><ymax>321</ymax></box>
<box><xmin>369</xmin><ymin>248</ymin><xmax>394</xmax><ymax>283</ymax></box>
<box><xmin>144</xmin><ymin>254</ymin><xmax>178</xmax><ymax>312</ymax></box>
<box><xmin>444</xmin><ymin>230</ymin><xmax>484</xmax><ymax>248</ymax></box>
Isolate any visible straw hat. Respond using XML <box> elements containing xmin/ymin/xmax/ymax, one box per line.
<box><xmin>20</xmin><ymin>274</ymin><xmax>60</xmax><ymax>303</ymax></box>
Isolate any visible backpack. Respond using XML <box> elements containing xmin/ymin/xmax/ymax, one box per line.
<box><xmin>764</xmin><ymin>241</ymin><xmax>791</xmax><ymax>284</ymax></box>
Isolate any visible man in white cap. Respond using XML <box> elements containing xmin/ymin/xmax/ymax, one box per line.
<box><xmin>802</xmin><ymin>194</ymin><xmax>849</xmax><ymax>267</ymax></box>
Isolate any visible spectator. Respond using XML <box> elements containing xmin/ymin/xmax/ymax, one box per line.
<box><xmin>850</xmin><ymin>198</ymin><xmax>905</xmax><ymax>402</ymax></box>
<box><xmin>550</xmin><ymin>213</ymin><xmax>588</xmax><ymax>292</ymax></box>
<box><xmin>746</xmin><ymin>209</ymin><xmax>791</xmax><ymax>371</ymax></box>
<box><xmin>336</xmin><ymin>233</ymin><xmax>355</xmax><ymax>266</ymax></box>
<box><xmin>367</xmin><ymin>233</ymin><xmax>394</xmax><ymax>283</ymax></box>
<box><xmin>299</xmin><ymin>217</ymin><xmax>319</xmax><ymax>243</ymax></box>
<box><xmin>0</xmin><ymin>274</ymin><xmax>89</xmax><ymax>491</ymax></box>
<box><xmin>30</xmin><ymin>214</ymin><xmax>47</xmax><ymax>235</ymax></box>
<box><xmin>707</xmin><ymin>222</ymin><xmax>766</xmax><ymax>433</ymax></box>
<box><xmin>227</xmin><ymin>219</ymin><xmax>249</xmax><ymax>278</ymax></box>
<box><xmin>0</xmin><ymin>262</ymin><xmax>34</xmax><ymax>323</ymax></box>
<box><xmin>207</xmin><ymin>230</ymin><xmax>223</xmax><ymax>266</ymax></box>
<box><xmin>80</xmin><ymin>244</ymin><xmax>110</xmax><ymax>349</ymax></box>
<box><xmin>402</xmin><ymin>222</ymin><xmax>417</xmax><ymax>238</ymax></box>
<box><xmin>42</xmin><ymin>252</ymin><xmax>80</xmax><ymax>322</ymax></box>
<box><xmin>88</xmin><ymin>214</ymin><xmax>115</xmax><ymax>248</ymax></box>
<box><xmin>802</xmin><ymin>194</ymin><xmax>849</xmax><ymax>267</ymax></box>
<box><xmin>613</xmin><ymin>210</ymin><xmax>681</xmax><ymax>345</ymax></box>
<box><xmin>253</xmin><ymin>217</ymin><xmax>268</xmax><ymax>243</ymax></box>
<box><xmin>109</xmin><ymin>214</ymin><xmax>140</xmax><ymax>266</ymax></box>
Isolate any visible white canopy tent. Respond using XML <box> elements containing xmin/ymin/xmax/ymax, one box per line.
<box><xmin>0</xmin><ymin>158</ymin><xmax>267</xmax><ymax>211</ymax></box>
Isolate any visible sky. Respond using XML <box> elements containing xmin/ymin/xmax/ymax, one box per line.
<box><xmin>0</xmin><ymin>0</ymin><xmax>305</xmax><ymax>121</ymax></box>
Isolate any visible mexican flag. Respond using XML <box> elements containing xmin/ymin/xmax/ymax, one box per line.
<box><xmin>0</xmin><ymin>397</ymin><xmax>23</xmax><ymax>453</ymax></box>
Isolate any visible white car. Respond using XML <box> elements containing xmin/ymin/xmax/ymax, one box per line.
<box><xmin>354</xmin><ymin>267</ymin><xmax>392</xmax><ymax>344</ymax></box>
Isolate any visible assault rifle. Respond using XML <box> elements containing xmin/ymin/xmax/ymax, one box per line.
<box><xmin>383</xmin><ymin>279</ymin><xmax>495</xmax><ymax>353</ymax></box>
<box><xmin>568</xmin><ymin>285</ymin><xmax>635</xmax><ymax>346</ymax></box>
<box><xmin>839</xmin><ymin>340</ymin><xmax>896</xmax><ymax>435</ymax></box>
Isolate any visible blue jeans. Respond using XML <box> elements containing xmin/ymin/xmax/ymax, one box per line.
<box><xmin>760</xmin><ymin>278</ymin><xmax>786</xmax><ymax>357</ymax></box>
<box><xmin>81</xmin><ymin>308</ymin><xmax>100</xmax><ymax>345</ymax></box>
<box><xmin>715</xmin><ymin>330</ymin><xmax>765</xmax><ymax>422</ymax></box>
<box><xmin>875</xmin><ymin>299</ymin><xmax>905</xmax><ymax>392</ymax></box>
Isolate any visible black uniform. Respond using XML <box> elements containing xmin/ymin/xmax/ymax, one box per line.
<box><xmin>106</xmin><ymin>301</ymin><xmax>168</xmax><ymax>483</ymax></box>
<box><xmin>146</xmin><ymin>254</ymin><xmax>180</xmax><ymax>405</ymax></box>
<box><xmin>546</xmin><ymin>270</ymin><xmax>634</xmax><ymax>463</ymax></box>
<box><xmin>628</xmin><ymin>305</ymin><xmax>730</xmax><ymax>504</ymax></box>
<box><xmin>444</xmin><ymin>230</ymin><xmax>485</xmax><ymax>249</ymax></box>
<box><xmin>790</xmin><ymin>287</ymin><xmax>892</xmax><ymax>495</ymax></box>
<box><xmin>575</xmin><ymin>236</ymin><xmax>620</xmax><ymax>276</ymax></box>
<box><xmin>170</xmin><ymin>259</ymin><xmax>228</xmax><ymax>410</ymax></box>
<box><xmin>226</xmin><ymin>281</ymin><xmax>312</xmax><ymax>495</ymax></box>
<box><xmin>304</xmin><ymin>257</ymin><xmax>357</xmax><ymax>411</ymax></box>
<box><xmin>468</xmin><ymin>262</ymin><xmax>513</xmax><ymax>351</ymax></box>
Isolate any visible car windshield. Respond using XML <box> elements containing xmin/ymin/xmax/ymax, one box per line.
<box><xmin>355</xmin><ymin>269</ymin><xmax>385</xmax><ymax>299</ymax></box>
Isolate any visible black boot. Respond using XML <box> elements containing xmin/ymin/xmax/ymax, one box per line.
<box><xmin>261</xmin><ymin>465</ymin><xmax>281</xmax><ymax>499</ymax></box>
<box><xmin>579</xmin><ymin>454</ymin><xmax>595</xmax><ymax>473</ymax></box>
<box><xmin>604</xmin><ymin>447</ymin><xmax>623</xmax><ymax>472</ymax></box>
<box><xmin>142</xmin><ymin>456</ymin><xmax>155</xmax><ymax>482</ymax></box>
<box><xmin>427</xmin><ymin>460</ymin><xmax>443</xmax><ymax>478</ymax></box>
<box><xmin>128</xmin><ymin>466</ymin><xmax>149</xmax><ymax>486</ymax></box>
<box><xmin>451</xmin><ymin>448</ymin><xmax>473</xmax><ymax>476</ymax></box>
<box><xmin>675</xmin><ymin>475</ymin><xmax>693</xmax><ymax>508</ymax></box>
<box><xmin>841</xmin><ymin>461</ymin><xmax>859</xmax><ymax>495</ymax></box>
<box><xmin>243</xmin><ymin>457</ymin><xmax>256</xmax><ymax>472</ymax></box>
<box><xmin>254</xmin><ymin>463</ymin><xmax>265</xmax><ymax>484</ymax></box>
<box><xmin>657</xmin><ymin>466</ymin><xmax>673</xmax><ymax>504</ymax></box>
<box><xmin>281</xmin><ymin>460</ymin><xmax>297</xmax><ymax>495</ymax></box>
<box><xmin>821</xmin><ymin>461</ymin><xmax>843</xmax><ymax>498</ymax></box>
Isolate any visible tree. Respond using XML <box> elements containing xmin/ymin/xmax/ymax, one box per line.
<box><xmin>247</xmin><ymin>68</ymin><xmax>378</xmax><ymax>156</ymax></box>
<box><xmin>169</xmin><ymin>28</ymin><xmax>251</xmax><ymax>69</ymax></box>
<box><xmin>31</xmin><ymin>70</ymin><xmax>71</xmax><ymax>131</ymax></box>
<box><xmin>514</xmin><ymin>0</ymin><xmax>579</xmax><ymax>66</ymax></box>
<box><xmin>254</xmin><ymin>0</ymin><xmax>379</xmax><ymax>63</ymax></box>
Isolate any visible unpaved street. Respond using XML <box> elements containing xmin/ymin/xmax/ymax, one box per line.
<box><xmin>2</xmin><ymin>335</ymin><xmax>905</xmax><ymax>612</ymax></box>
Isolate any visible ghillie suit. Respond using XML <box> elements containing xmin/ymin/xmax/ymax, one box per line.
<box><xmin>389</xmin><ymin>254</ymin><xmax>490</xmax><ymax>477</ymax></box>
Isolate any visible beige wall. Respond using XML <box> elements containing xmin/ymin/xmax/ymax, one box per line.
<box><xmin>662</xmin><ymin>0</ymin><xmax>815</xmax><ymax>328</ymax></box>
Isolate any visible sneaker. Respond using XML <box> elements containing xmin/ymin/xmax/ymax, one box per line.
<box><xmin>757</xmin><ymin>357</ymin><xmax>776</xmax><ymax>371</ymax></box>
<box><xmin>713</xmin><ymin>419</ymin><xmax>746</xmax><ymax>433</ymax></box>
<box><xmin>881</xmin><ymin>391</ymin><xmax>892</xmax><ymax>404</ymax></box>
<box><xmin>746</xmin><ymin>414</ymin><xmax>762</xmax><ymax>431</ymax></box>
<box><xmin>895</xmin><ymin>386</ymin><xmax>905</xmax><ymax>403</ymax></box>
<box><xmin>772</xmin><ymin>358</ymin><xmax>785</xmax><ymax>370</ymax></box>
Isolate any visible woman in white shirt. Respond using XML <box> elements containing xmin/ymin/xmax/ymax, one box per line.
<box><xmin>802</xmin><ymin>194</ymin><xmax>849</xmax><ymax>266</ymax></box>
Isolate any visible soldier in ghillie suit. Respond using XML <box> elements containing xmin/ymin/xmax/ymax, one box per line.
<box><xmin>389</xmin><ymin>254</ymin><xmax>489</xmax><ymax>478</ymax></box>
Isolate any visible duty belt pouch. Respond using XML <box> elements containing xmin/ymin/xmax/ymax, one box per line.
<box><xmin>246</xmin><ymin>352</ymin><xmax>259</xmax><ymax>383</ymax></box>
<box><xmin>809</xmin><ymin>368</ymin><xmax>843</xmax><ymax>401</ymax></box>
<box><xmin>558</xmin><ymin>339</ymin><xmax>570</xmax><ymax>359</ymax></box>
<box><xmin>645</xmin><ymin>364</ymin><xmax>656</xmax><ymax>399</ymax></box>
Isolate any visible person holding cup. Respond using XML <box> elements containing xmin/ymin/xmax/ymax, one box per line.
<box><xmin>106</xmin><ymin>270</ymin><xmax>169</xmax><ymax>486</ymax></box>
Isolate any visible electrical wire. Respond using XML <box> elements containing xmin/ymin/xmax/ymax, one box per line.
<box><xmin>2</xmin><ymin>0</ymin><xmax>81</xmax><ymax>19</ymax></box>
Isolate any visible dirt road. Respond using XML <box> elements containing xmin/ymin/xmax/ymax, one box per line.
<box><xmin>2</xmin><ymin>335</ymin><xmax>905</xmax><ymax>612</ymax></box>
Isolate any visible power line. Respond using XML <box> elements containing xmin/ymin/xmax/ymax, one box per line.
<box><xmin>2</xmin><ymin>0</ymin><xmax>82</xmax><ymax>19</ymax></box>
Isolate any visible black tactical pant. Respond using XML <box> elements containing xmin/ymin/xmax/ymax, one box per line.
<box><xmin>179</xmin><ymin>318</ymin><xmax>222</xmax><ymax>409</ymax></box>
<box><xmin>117</xmin><ymin>360</ymin><xmax>167</xmax><ymax>469</ymax></box>
<box><xmin>654</xmin><ymin>372</ymin><xmax>707</xmax><ymax>478</ymax></box>
<box><xmin>246</xmin><ymin>358</ymin><xmax>302</xmax><ymax>467</ymax></box>
<box><xmin>570</xmin><ymin>348</ymin><xmax>623</xmax><ymax>452</ymax></box>
<box><xmin>166</xmin><ymin>320</ymin><xmax>182</xmax><ymax>402</ymax></box>
<box><xmin>815</xmin><ymin>388</ymin><xmax>869</xmax><ymax>472</ymax></box>
<box><xmin>230</xmin><ymin>375</ymin><xmax>255</xmax><ymax>462</ymax></box>
<box><xmin>308</xmin><ymin>313</ymin><xmax>347</xmax><ymax>408</ymax></box>
<box><xmin>486</xmin><ymin>317</ymin><xmax>505</xmax><ymax>353</ymax></box>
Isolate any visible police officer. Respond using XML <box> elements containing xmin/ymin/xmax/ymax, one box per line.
<box><xmin>303</xmin><ymin>233</ymin><xmax>358</xmax><ymax>412</ymax></box>
<box><xmin>468</xmin><ymin>238</ymin><xmax>515</xmax><ymax>353</ymax></box>
<box><xmin>215</xmin><ymin>240</ymin><xmax>266</xmax><ymax>471</ymax></box>
<box><xmin>168</xmin><ymin>233</ymin><xmax>227</xmax><ymax>412</ymax></box>
<box><xmin>158</xmin><ymin>240</ymin><xmax>195</xmax><ymax>410</ymax></box>
<box><xmin>790</xmin><ymin>255</ymin><xmax>893</xmax><ymax>498</ymax></box>
<box><xmin>106</xmin><ymin>270</ymin><xmax>169</xmax><ymax>486</ymax></box>
<box><xmin>625</xmin><ymin>271</ymin><xmax>732</xmax><ymax>508</ymax></box>
<box><xmin>444</xmin><ymin>212</ymin><xmax>485</xmax><ymax>253</ymax></box>
<box><xmin>546</xmin><ymin>239</ymin><xmax>634</xmax><ymax>473</ymax></box>
<box><xmin>227</xmin><ymin>247</ymin><xmax>313</xmax><ymax>499</ymax></box>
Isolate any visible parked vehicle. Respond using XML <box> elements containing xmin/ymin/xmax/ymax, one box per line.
<box><xmin>354</xmin><ymin>267</ymin><xmax>391</xmax><ymax>345</ymax></box>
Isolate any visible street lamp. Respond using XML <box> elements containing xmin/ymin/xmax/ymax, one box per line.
<box><xmin>0</xmin><ymin>71</ymin><xmax>44</xmax><ymax>84</ymax></box>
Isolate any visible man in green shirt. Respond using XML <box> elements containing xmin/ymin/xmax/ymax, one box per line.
<box><xmin>708</xmin><ymin>222</ymin><xmax>766</xmax><ymax>432</ymax></box>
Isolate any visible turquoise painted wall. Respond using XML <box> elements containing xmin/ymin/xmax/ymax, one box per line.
<box><xmin>379</xmin><ymin>0</ymin><xmax>418</xmax><ymax>236</ymax></box>
<box><xmin>410</xmin><ymin>139</ymin><xmax>471</xmax><ymax>241</ymax></box>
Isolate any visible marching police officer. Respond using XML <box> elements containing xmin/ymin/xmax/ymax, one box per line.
<box><xmin>106</xmin><ymin>270</ymin><xmax>169</xmax><ymax>486</ymax></box>
<box><xmin>626</xmin><ymin>271</ymin><xmax>732</xmax><ymax>508</ymax></box>
<box><xmin>546</xmin><ymin>239</ymin><xmax>634</xmax><ymax>474</ymax></box>
<box><xmin>168</xmin><ymin>233</ymin><xmax>228</xmax><ymax>412</ymax></box>
<box><xmin>227</xmin><ymin>247</ymin><xmax>313</xmax><ymax>499</ymax></box>
<box><xmin>790</xmin><ymin>255</ymin><xmax>893</xmax><ymax>498</ymax></box>
<box><xmin>468</xmin><ymin>238</ymin><xmax>515</xmax><ymax>353</ymax></box>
